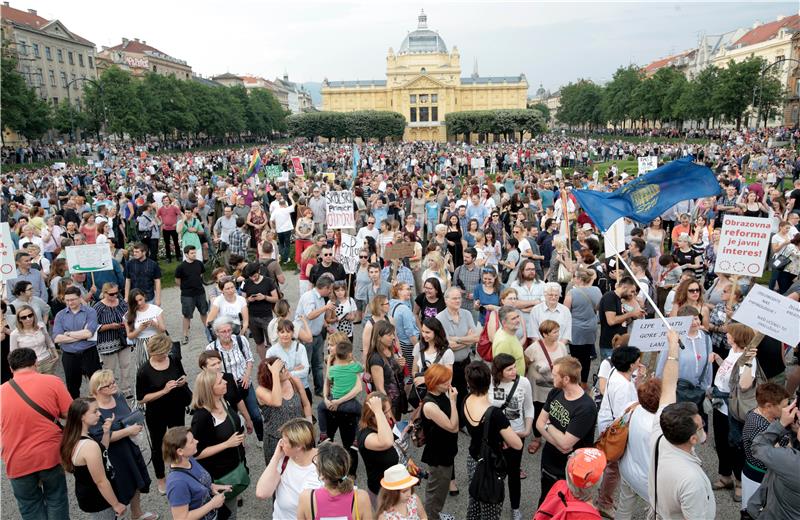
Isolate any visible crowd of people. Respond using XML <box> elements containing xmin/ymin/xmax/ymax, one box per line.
<box><xmin>2</xmin><ymin>127</ymin><xmax>800</xmax><ymax>520</ymax></box>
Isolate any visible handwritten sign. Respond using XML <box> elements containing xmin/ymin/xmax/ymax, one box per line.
<box><xmin>714</xmin><ymin>215</ymin><xmax>771</xmax><ymax>278</ymax></box>
<box><xmin>291</xmin><ymin>156</ymin><xmax>304</xmax><ymax>177</ymax></box>
<box><xmin>628</xmin><ymin>317</ymin><xmax>693</xmax><ymax>352</ymax></box>
<box><xmin>0</xmin><ymin>223</ymin><xmax>18</xmax><ymax>282</ymax></box>
<box><xmin>339</xmin><ymin>232</ymin><xmax>360</xmax><ymax>274</ymax></box>
<box><xmin>65</xmin><ymin>244</ymin><xmax>113</xmax><ymax>273</ymax></box>
<box><xmin>637</xmin><ymin>156</ymin><xmax>658</xmax><ymax>175</ymax></box>
<box><xmin>385</xmin><ymin>241</ymin><xmax>417</xmax><ymax>260</ymax></box>
<box><xmin>733</xmin><ymin>284</ymin><xmax>800</xmax><ymax>347</ymax></box>
<box><xmin>325</xmin><ymin>191</ymin><xmax>355</xmax><ymax>229</ymax></box>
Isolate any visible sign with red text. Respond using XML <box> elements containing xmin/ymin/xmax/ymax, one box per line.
<box><xmin>325</xmin><ymin>191</ymin><xmax>355</xmax><ymax>229</ymax></box>
<box><xmin>714</xmin><ymin>215</ymin><xmax>771</xmax><ymax>278</ymax></box>
<box><xmin>0</xmin><ymin>223</ymin><xmax>18</xmax><ymax>282</ymax></box>
<box><xmin>733</xmin><ymin>284</ymin><xmax>800</xmax><ymax>347</ymax></box>
<box><xmin>291</xmin><ymin>156</ymin><xmax>304</xmax><ymax>177</ymax></box>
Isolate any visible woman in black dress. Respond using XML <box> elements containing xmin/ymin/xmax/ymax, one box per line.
<box><xmin>357</xmin><ymin>393</ymin><xmax>399</xmax><ymax>507</ymax></box>
<box><xmin>135</xmin><ymin>333</ymin><xmax>190</xmax><ymax>494</ymax></box>
<box><xmin>445</xmin><ymin>213</ymin><xmax>464</xmax><ymax>269</ymax></box>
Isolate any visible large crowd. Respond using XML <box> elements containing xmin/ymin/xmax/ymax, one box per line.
<box><xmin>2</xmin><ymin>128</ymin><xmax>800</xmax><ymax>520</ymax></box>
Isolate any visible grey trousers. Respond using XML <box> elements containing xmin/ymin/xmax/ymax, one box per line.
<box><xmin>425</xmin><ymin>463</ymin><xmax>453</xmax><ymax>519</ymax></box>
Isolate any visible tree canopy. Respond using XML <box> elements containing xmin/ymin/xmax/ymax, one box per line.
<box><xmin>445</xmin><ymin>109</ymin><xmax>546</xmax><ymax>143</ymax></box>
<box><xmin>287</xmin><ymin>111</ymin><xmax>406</xmax><ymax>142</ymax></box>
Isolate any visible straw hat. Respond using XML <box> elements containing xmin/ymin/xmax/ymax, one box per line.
<box><xmin>380</xmin><ymin>464</ymin><xmax>419</xmax><ymax>491</ymax></box>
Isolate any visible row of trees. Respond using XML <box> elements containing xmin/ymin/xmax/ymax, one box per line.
<box><xmin>287</xmin><ymin>111</ymin><xmax>406</xmax><ymax>141</ymax></box>
<box><xmin>1</xmin><ymin>49</ymin><xmax>288</xmax><ymax>141</ymax></box>
<box><xmin>556</xmin><ymin>57</ymin><xmax>785</xmax><ymax>130</ymax></box>
<box><xmin>445</xmin><ymin>109</ymin><xmax>547</xmax><ymax>143</ymax></box>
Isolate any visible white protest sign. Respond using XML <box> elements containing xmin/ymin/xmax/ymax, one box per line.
<box><xmin>637</xmin><ymin>156</ymin><xmax>658</xmax><ymax>175</ymax></box>
<box><xmin>732</xmin><ymin>284</ymin><xmax>800</xmax><ymax>347</ymax></box>
<box><xmin>339</xmin><ymin>232</ymin><xmax>360</xmax><ymax>274</ymax></box>
<box><xmin>628</xmin><ymin>317</ymin><xmax>693</xmax><ymax>352</ymax></box>
<box><xmin>714</xmin><ymin>215</ymin><xmax>771</xmax><ymax>278</ymax></box>
<box><xmin>326</xmin><ymin>191</ymin><xmax>355</xmax><ymax>229</ymax></box>
<box><xmin>65</xmin><ymin>244</ymin><xmax>113</xmax><ymax>273</ymax></box>
<box><xmin>603</xmin><ymin>218</ymin><xmax>626</xmax><ymax>258</ymax></box>
<box><xmin>53</xmin><ymin>162</ymin><xmax>67</xmax><ymax>170</ymax></box>
<box><xmin>0</xmin><ymin>222</ymin><xmax>18</xmax><ymax>282</ymax></box>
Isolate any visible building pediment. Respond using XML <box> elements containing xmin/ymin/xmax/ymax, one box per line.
<box><xmin>402</xmin><ymin>75</ymin><xmax>448</xmax><ymax>90</ymax></box>
<box><xmin>40</xmin><ymin>20</ymin><xmax>93</xmax><ymax>46</ymax></box>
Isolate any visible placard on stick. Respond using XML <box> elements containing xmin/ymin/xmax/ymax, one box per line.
<box><xmin>0</xmin><ymin>222</ymin><xmax>18</xmax><ymax>282</ymax></box>
<box><xmin>714</xmin><ymin>215</ymin><xmax>771</xmax><ymax>278</ymax></box>
<box><xmin>732</xmin><ymin>284</ymin><xmax>800</xmax><ymax>347</ymax></box>
<box><xmin>637</xmin><ymin>156</ymin><xmax>658</xmax><ymax>175</ymax></box>
<box><xmin>325</xmin><ymin>191</ymin><xmax>355</xmax><ymax>229</ymax></box>
<box><xmin>291</xmin><ymin>156</ymin><xmax>305</xmax><ymax>177</ymax></box>
<box><xmin>385</xmin><ymin>242</ymin><xmax>417</xmax><ymax>260</ymax></box>
<box><xmin>65</xmin><ymin>244</ymin><xmax>113</xmax><ymax>273</ymax></box>
<box><xmin>603</xmin><ymin>218</ymin><xmax>626</xmax><ymax>258</ymax></box>
<box><xmin>339</xmin><ymin>233</ymin><xmax>360</xmax><ymax>274</ymax></box>
<box><xmin>628</xmin><ymin>317</ymin><xmax>693</xmax><ymax>352</ymax></box>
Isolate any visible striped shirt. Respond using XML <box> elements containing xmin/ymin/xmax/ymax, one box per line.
<box><xmin>205</xmin><ymin>335</ymin><xmax>253</xmax><ymax>380</ymax></box>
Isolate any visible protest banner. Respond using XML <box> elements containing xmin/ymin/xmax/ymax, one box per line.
<box><xmin>0</xmin><ymin>223</ymin><xmax>18</xmax><ymax>282</ymax></box>
<box><xmin>637</xmin><ymin>156</ymin><xmax>657</xmax><ymax>175</ymax></box>
<box><xmin>265</xmin><ymin>165</ymin><xmax>282</xmax><ymax>180</ymax></box>
<box><xmin>603</xmin><ymin>217</ymin><xmax>626</xmax><ymax>258</ymax></box>
<box><xmin>291</xmin><ymin>156</ymin><xmax>305</xmax><ymax>177</ymax></box>
<box><xmin>65</xmin><ymin>244</ymin><xmax>113</xmax><ymax>273</ymax></box>
<box><xmin>714</xmin><ymin>215</ymin><xmax>771</xmax><ymax>278</ymax></box>
<box><xmin>732</xmin><ymin>284</ymin><xmax>800</xmax><ymax>347</ymax></box>
<box><xmin>339</xmin><ymin>232</ymin><xmax>360</xmax><ymax>274</ymax></box>
<box><xmin>326</xmin><ymin>191</ymin><xmax>355</xmax><ymax>229</ymax></box>
<box><xmin>385</xmin><ymin>241</ymin><xmax>417</xmax><ymax>260</ymax></box>
<box><xmin>628</xmin><ymin>316</ymin><xmax>693</xmax><ymax>352</ymax></box>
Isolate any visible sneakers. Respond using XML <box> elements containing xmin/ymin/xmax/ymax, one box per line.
<box><xmin>511</xmin><ymin>509</ymin><xmax>522</xmax><ymax>520</ymax></box>
<box><xmin>182</xmin><ymin>336</ymin><xmax>189</xmax><ymax>345</ymax></box>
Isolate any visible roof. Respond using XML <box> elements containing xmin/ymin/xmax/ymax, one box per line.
<box><xmin>212</xmin><ymin>72</ymin><xmax>241</xmax><ymax>80</ymax></box>
<box><xmin>643</xmin><ymin>49</ymin><xmax>696</xmax><ymax>74</ymax></box>
<box><xmin>1</xmin><ymin>4</ymin><xmax>94</xmax><ymax>46</ymax></box>
<box><xmin>399</xmin><ymin>10</ymin><xmax>447</xmax><ymax>54</ymax></box>
<box><xmin>192</xmin><ymin>76</ymin><xmax>223</xmax><ymax>88</ymax></box>
<box><xmin>733</xmin><ymin>14</ymin><xmax>800</xmax><ymax>47</ymax></box>
<box><xmin>324</xmin><ymin>79</ymin><xmax>387</xmax><ymax>88</ymax></box>
<box><xmin>460</xmin><ymin>75</ymin><xmax>527</xmax><ymax>85</ymax></box>
<box><xmin>105</xmin><ymin>38</ymin><xmax>188</xmax><ymax>66</ymax></box>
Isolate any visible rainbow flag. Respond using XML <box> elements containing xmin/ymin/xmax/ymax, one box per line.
<box><xmin>246</xmin><ymin>150</ymin><xmax>262</xmax><ymax>178</ymax></box>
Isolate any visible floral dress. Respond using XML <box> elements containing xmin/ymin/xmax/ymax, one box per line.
<box><xmin>709</xmin><ymin>301</ymin><xmax>739</xmax><ymax>356</ymax></box>
<box><xmin>379</xmin><ymin>493</ymin><xmax>423</xmax><ymax>520</ymax></box>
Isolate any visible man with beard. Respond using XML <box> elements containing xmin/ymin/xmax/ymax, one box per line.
<box><xmin>598</xmin><ymin>277</ymin><xmax>644</xmax><ymax>360</ymax></box>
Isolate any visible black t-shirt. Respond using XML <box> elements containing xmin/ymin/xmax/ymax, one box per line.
<box><xmin>789</xmin><ymin>188</ymin><xmax>800</xmax><ymax>211</ymax></box>
<box><xmin>421</xmin><ymin>392</ymin><xmax>459</xmax><ymax>466</ymax></box>
<box><xmin>541</xmin><ymin>388</ymin><xmax>597</xmax><ymax>478</ymax></box>
<box><xmin>174</xmin><ymin>260</ymin><xmax>205</xmax><ymax>296</ymax></box>
<box><xmin>673</xmin><ymin>246</ymin><xmax>703</xmax><ymax>280</ymax></box>
<box><xmin>756</xmin><ymin>336</ymin><xmax>788</xmax><ymax>379</ymax></box>
<box><xmin>242</xmin><ymin>275</ymin><xmax>276</xmax><ymax>319</ymax></box>
<box><xmin>414</xmin><ymin>293</ymin><xmax>446</xmax><ymax>321</ymax></box>
<box><xmin>598</xmin><ymin>291</ymin><xmax>624</xmax><ymax>349</ymax></box>
<box><xmin>466</xmin><ymin>405</ymin><xmax>511</xmax><ymax>460</ymax></box>
<box><xmin>190</xmin><ymin>406</ymin><xmax>242</xmax><ymax>480</ymax></box>
<box><xmin>357</xmin><ymin>427</ymin><xmax>399</xmax><ymax>495</ymax></box>
<box><xmin>309</xmin><ymin>261</ymin><xmax>347</xmax><ymax>285</ymax></box>
<box><xmin>135</xmin><ymin>357</ymin><xmax>188</xmax><ymax>417</ymax></box>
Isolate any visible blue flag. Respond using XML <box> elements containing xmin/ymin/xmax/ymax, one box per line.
<box><xmin>572</xmin><ymin>156</ymin><xmax>721</xmax><ymax>232</ymax></box>
<box><xmin>351</xmin><ymin>145</ymin><xmax>360</xmax><ymax>187</ymax></box>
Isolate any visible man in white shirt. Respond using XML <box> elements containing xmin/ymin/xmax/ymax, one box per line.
<box><xmin>355</xmin><ymin>217</ymin><xmax>379</xmax><ymax>246</ymax></box>
<box><xmin>270</xmin><ymin>198</ymin><xmax>295</xmax><ymax>263</ymax></box>
<box><xmin>509</xmin><ymin>259</ymin><xmax>545</xmax><ymax>338</ymax></box>
<box><xmin>530</xmin><ymin>282</ymin><xmax>572</xmax><ymax>342</ymax></box>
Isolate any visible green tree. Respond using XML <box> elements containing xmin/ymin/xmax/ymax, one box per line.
<box><xmin>712</xmin><ymin>57</ymin><xmax>768</xmax><ymax>129</ymax></box>
<box><xmin>1</xmin><ymin>44</ymin><xmax>51</xmax><ymax>141</ymax></box>
<box><xmin>51</xmin><ymin>100</ymin><xmax>87</xmax><ymax>136</ymax></box>
<box><xmin>601</xmin><ymin>65</ymin><xmax>641</xmax><ymax>129</ymax></box>
<box><xmin>753</xmin><ymin>65</ymin><xmax>785</xmax><ymax>128</ymax></box>
<box><xmin>529</xmin><ymin>102</ymin><xmax>550</xmax><ymax>122</ymax></box>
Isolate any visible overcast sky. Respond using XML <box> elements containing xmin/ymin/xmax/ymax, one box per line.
<box><xmin>17</xmin><ymin>1</ymin><xmax>797</xmax><ymax>92</ymax></box>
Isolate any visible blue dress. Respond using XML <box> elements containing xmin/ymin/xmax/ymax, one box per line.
<box><xmin>473</xmin><ymin>284</ymin><xmax>501</xmax><ymax>325</ymax></box>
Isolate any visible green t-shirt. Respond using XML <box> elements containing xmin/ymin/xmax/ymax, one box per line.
<box><xmin>492</xmin><ymin>328</ymin><xmax>525</xmax><ymax>375</ymax></box>
<box><xmin>329</xmin><ymin>362</ymin><xmax>364</xmax><ymax>400</ymax></box>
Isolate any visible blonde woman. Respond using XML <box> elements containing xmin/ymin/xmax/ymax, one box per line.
<box><xmin>545</xmin><ymin>235</ymin><xmax>574</xmax><ymax>289</ymax></box>
<box><xmin>9</xmin><ymin>303</ymin><xmax>59</xmax><ymax>374</ymax></box>
<box><xmin>362</xmin><ymin>295</ymin><xmax>395</xmax><ymax>351</ymax></box>
<box><xmin>422</xmin><ymin>251</ymin><xmax>450</xmax><ymax>290</ymax></box>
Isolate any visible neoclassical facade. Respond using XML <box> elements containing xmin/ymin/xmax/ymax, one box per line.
<box><xmin>322</xmin><ymin>11</ymin><xmax>528</xmax><ymax>141</ymax></box>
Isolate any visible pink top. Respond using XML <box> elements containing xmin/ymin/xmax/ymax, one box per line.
<box><xmin>313</xmin><ymin>487</ymin><xmax>355</xmax><ymax>520</ymax></box>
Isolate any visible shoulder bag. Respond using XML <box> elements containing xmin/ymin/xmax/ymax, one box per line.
<box><xmin>676</xmin><ymin>335</ymin><xmax>711</xmax><ymax>407</ymax></box>
<box><xmin>212</xmin><ymin>404</ymin><xmax>251</xmax><ymax>498</ymax></box>
<box><xmin>595</xmin><ymin>403</ymin><xmax>638</xmax><ymax>462</ymax></box>
<box><xmin>477</xmin><ymin>311</ymin><xmax>499</xmax><ymax>362</ymax></box>
<box><xmin>8</xmin><ymin>378</ymin><xmax>63</xmax><ymax>430</ymax></box>
<box><xmin>468</xmin><ymin>406</ymin><xmax>507</xmax><ymax>504</ymax></box>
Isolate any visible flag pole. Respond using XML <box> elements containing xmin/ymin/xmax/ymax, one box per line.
<box><xmin>615</xmin><ymin>251</ymin><xmax>673</xmax><ymax>331</ymax></box>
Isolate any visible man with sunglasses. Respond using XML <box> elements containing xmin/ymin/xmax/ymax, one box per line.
<box><xmin>309</xmin><ymin>247</ymin><xmax>346</xmax><ymax>285</ymax></box>
<box><xmin>355</xmin><ymin>217</ymin><xmax>379</xmax><ymax>246</ymax></box>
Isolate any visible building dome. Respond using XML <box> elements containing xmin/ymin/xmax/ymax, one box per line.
<box><xmin>398</xmin><ymin>10</ymin><xmax>447</xmax><ymax>54</ymax></box>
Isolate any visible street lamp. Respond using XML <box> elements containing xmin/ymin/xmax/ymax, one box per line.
<box><xmin>65</xmin><ymin>76</ymin><xmax>107</xmax><ymax>141</ymax></box>
<box><xmin>752</xmin><ymin>58</ymin><xmax>800</xmax><ymax>129</ymax></box>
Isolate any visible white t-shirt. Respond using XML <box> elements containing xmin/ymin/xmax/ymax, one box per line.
<box><xmin>212</xmin><ymin>294</ymin><xmax>247</xmax><ymax>326</ymax></box>
<box><xmin>134</xmin><ymin>304</ymin><xmax>163</xmax><ymax>340</ymax></box>
<box><xmin>713</xmin><ymin>350</ymin><xmax>757</xmax><ymax>416</ymax></box>
<box><xmin>619</xmin><ymin>404</ymin><xmax>654</xmax><ymax>501</ymax></box>
<box><xmin>411</xmin><ymin>344</ymin><xmax>454</xmax><ymax>373</ymax></box>
<box><xmin>598</xmin><ymin>369</ymin><xmax>638</xmax><ymax>432</ymax></box>
<box><xmin>271</xmin><ymin>204</ymin><xmax>295</xmax><ymax>233</ymax></box>
<box><xmin>489</xmin><ymin>376</ymin><xmax>535</xmax><ymax>433</ymax></box>
<box><xmin>273</xmin><ymin>458</ymin><xmax>322</xmax><ymax>520</ymax></box>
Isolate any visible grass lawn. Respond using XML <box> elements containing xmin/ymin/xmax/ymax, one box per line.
<box><xmin>3</xmin><ymin>157</ymin><xmax>86</xmax><ymax>172</ymax></box>
<box><xmin>564</xmin><ymin>133</ymin><xmax>713</xmax><ymax>145</ymax></box>
<box><xmin>560</xmin><ymin>159</ymin><xmax>640</xmax><ymax>180</ymax></box>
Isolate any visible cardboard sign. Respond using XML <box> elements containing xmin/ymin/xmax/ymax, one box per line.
<box><xmin>0</xmin><ymin>223</ymin><xmax>18</xmax><ymax>282</ymax></box>
<box><xmin>325</xmin><ymin>191</ymin><xmax>355</xmax><ymax>229</ymax></box>
<box><xmin>339</xmin><ymin>232</ymin><xmax>360</xmax><ymax>274</ymax></box>
<box><xmin>65</xmin><ymin>244</ymin><xmax>113</xmax><ymax>273</ymax></box>
<box><xmin>603</xmin><ymin>218</ymin><xmax>626</xmax><ymax>257</ymax></box>
<box><xmin>637</xmin><ymin>156</ymin><xmax>657</xmax><ymax>175</ymax></box>
<box><xmin>733</xmin><ymin>284</ymin><xmax>800</xmax><ymax>347</ymax></box>
<box><xmin>385</xmin><ymin>241</ymin><xmax>417</xmax><ymax>260</ymax></box>
<box><xmin>628</xmin><ymin>317</ymin><xmax>693</xmax><ymax>352</ymax></box>
<box><xmin>714</xmin><ymin>215</ymin><xmax>771</xmax><ymax>278</ymax></box>
<box><xmin>291</xmin><ymin>156</ymin><xmax>304</xmax><ymax>177</ymax></box>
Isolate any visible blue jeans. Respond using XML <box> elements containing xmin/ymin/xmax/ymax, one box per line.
<box><xmin>304</xmin><ymin>334</ymin><xmax>325</xmax><ymax>395</ymax></box>
<box><xmin>243</xmin><ymin>383</ymin><xmax>264</xmax><ymax>441</ymax></box>
<box><xmin>9</xmin><ymin>464</ymin><xmax>70</xmax><ymax>520</ymax></box>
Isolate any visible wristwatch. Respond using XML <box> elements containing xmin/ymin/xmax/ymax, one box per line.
<box><xmin>544</xmin><ymin>422</ymin><xmax>551</xmax><ymax>432</ymax></box>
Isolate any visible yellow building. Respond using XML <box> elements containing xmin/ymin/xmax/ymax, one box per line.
<box><xmin>322</xmin><ymin>10</ymin><xmax>528</xmax><ymax>141</ymax></box>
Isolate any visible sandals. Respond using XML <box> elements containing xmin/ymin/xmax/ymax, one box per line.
<box><xmin>527</xmin><ymin>438</ymin><xmax>542</xmax><ymax>454</ymax></box>
<box><xmin>734</xmin><ymin>484</ymin><xmax>742</xmax><ymax>502</ymax></box>
<box><xmin>711</xmin><ymin>478</ymin><xmax>734</xmax><ymax>490</ymax></box>
<box><xmin>520</xmin><ymin>469</ymin><xmax>528</xmax><ymax>480</ymax></box>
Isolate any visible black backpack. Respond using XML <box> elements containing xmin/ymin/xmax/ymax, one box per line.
<box><xmin>468</xmin><ymin>406</ymin><xmax>507</xmax><ymax>504</ymax></box>
<box><xmin>258</xmin><ymin>258</ymin><xmax>283</xmax><ymax>298</ymax></box>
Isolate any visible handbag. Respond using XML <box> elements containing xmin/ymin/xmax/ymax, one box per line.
<box><xmin>213</xmin><ymin>404</ymin><xmax>251</xmax><ymax>498</ymax></box>
<box><xmin>557</xmin><ymin>262</ymin><xmax>572</xmax><ymax>284</ymax></box>
<box><xmin>676</xmin><ymin>336</ymin><xmax>711</xmax><ymax>406</ymax></box>
<box><xmin>770</xmin><ymin>252</ymin><xmax>790</xmax><ymax>271</ymax></box>
<box><xmin>468</xmin><ymin>406</ymin><xmax>507</xmax><ymax>504</ymax></box>
<box><xmin>477</xmin><ymin>311</ymin><xmax>499</xmax><ymax>362</ymax></box>
<box><xmin>120</xmin><ymin>408</ymin><xmax>145</xmax><ymax>427</ymax></box>
<box><xmin>595</xmin><ymin>403</ymin><xmax>638</xmax><ymax>462</ymax></box>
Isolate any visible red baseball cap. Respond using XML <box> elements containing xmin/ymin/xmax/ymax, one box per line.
<box><xmin>567</xmin><ymin>448</ymin><xmax>607</xmax><ymax>488</ymax></box>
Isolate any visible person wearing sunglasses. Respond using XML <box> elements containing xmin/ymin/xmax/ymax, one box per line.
<box><xmin>309</xmin><ymin>247</ymin><xmax>346</xmax><ymax>286</ymax></box>
<box><xmin>8</xmin><ymin>279</ymin><xmax>50</xmax><ymax>330</ymax></box>
<box><xmin>9</xmin><ymin>304</ymin><xmax>59</xmax><ymax>375</ymax></box>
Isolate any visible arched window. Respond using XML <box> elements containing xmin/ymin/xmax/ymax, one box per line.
<box><xmin>420</xmin><ymin>67</ymin><xmax>427</xmax><ymax>74</ymax></box>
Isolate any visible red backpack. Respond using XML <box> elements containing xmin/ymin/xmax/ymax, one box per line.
<box><xmin>533</xmin><ymin>480</ymin><xmax>601</xmax><ymax>520</ymax></box>
<box><xmin>477</xmin><ymin>311</ymin><xmax>499</xmax><ymax>362</ymax></box>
